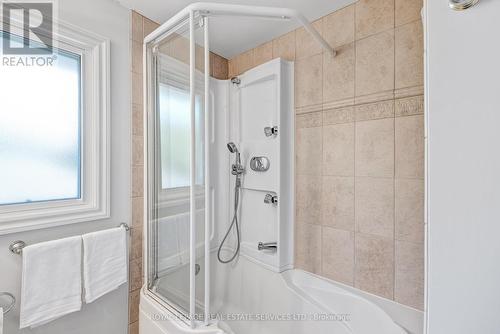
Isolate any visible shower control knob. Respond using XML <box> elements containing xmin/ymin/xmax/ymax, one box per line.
<box><xmin>264</xmin><ymin>126</ymin><xmax>278</xmax><ymax>137</ymax></box>
<box><xmin>264</xmin><ymin>194</ymin><xmax>278</xmax><ymax>205</ymax></box>
<box><xmin>250</xmin><ymin>157</ymin><xmax>270</xmax><ymax>172</ymax></box>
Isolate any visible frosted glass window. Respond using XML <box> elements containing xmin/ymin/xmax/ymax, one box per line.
<box><xmin>159</xmin><ymin>84</ymin><xmax>203</xmax><ymax>189</ymax></box>
<box><xmin>0</xmin><ymin>31</ymin><xmax>81</xmax><ymax>205</ymax></box>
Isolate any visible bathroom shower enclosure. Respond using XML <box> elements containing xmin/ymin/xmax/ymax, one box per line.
<box><xmin>142</xmin><ymin>3</ymin><xmax>312</xmax><ymax>328</ymax></box>
<box><xmin>141</xmin><ymin>3</ymin><xmax>421</xmax><ymax>334</ymax></box>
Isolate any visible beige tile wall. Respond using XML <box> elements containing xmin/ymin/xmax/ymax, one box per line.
<box><xmin>129</xmin><ymin>11</ymin><xmax>229</xmax><ymax>334</ymax></box>
<box><xmin>129</xmin><ymin>11</ymin><xmax>156</xmax><ymax>334</ymax></box>
<box><xmin>130</xmin><ymin>0</ymin><xmax>423</xmax><ymax>315</ymax></box>
<box><xmin>228</xmin><ymin>0</ymin><xmax>424</xmax><ymax>310</ymax></box>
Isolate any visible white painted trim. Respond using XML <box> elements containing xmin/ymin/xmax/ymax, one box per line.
<box><xmin>203</xmin><ymin>15</ymin><xmax>211</xmax><ymax>327</ymax></box>
<box><xmin>188</xmin><ymin>9</ymin><xmax>196</xmax><ymax>327</ymax></box>
<box><xmin>0</xmin><ymin>19</ymin><xmax>110</xmax><ymax>235</ymax></box>
<box><xmin>143</xmin><ymin>39</ymin><xmax>152</xmax><ymax>299</ymax></box>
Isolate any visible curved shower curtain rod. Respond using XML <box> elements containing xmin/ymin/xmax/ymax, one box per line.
<box><xmin>143</xmin><ymin>1</ymin><xmax>336</xmax><ymax>56</ymax></box>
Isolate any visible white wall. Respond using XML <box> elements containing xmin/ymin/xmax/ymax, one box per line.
<box><xmin>425</xmin><ymin>1</ymin><xmax>500</xmax><ymax>333</ymax></box>
<box><xmin>0</xmin><ymin>0</ymin><xmax>131</xmax><ymax>333</ymax></box>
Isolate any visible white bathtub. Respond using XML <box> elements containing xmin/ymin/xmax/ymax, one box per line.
<box><xmin>139</xmin><ymin>256</ymin><xmax>423</xmax><ymax>334</ymax></box>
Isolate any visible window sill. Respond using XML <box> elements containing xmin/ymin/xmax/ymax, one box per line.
<box><xmin>0</xmin><ymin>200</ymin><xmax>110</xmax><ymax>235</ymax></box>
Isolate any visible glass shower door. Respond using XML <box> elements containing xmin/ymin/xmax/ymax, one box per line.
<box><xmin>145</xmin><ymin>12</ymin><xmax>209</xmax><ymax>326</ymax></box>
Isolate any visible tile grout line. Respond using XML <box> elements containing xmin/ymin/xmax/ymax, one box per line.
<box><xmin>393</xmin><ymin>112</ymin><xmax>397</xmax><ymax>301</ymax></box>
<box><xmin>318</xmin><ymin>16</ymin><xmax>324</xmax><ymax>277</ymax></box>
<box><xmin>352</xmin><ymin>0</ymin><xmax>357</xmax><ymax>289</ymax></box>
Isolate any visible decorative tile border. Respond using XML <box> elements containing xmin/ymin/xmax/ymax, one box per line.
<box><xmin>395</xmin><ymin>95</ymin><xmax>424</xmax><ymax>117</ymax></box>
<box><xmin>295</xmin><ymin>86</ymin><xmax>423</xmax><ymax>122</ymax></box>
<box><xmin>355</xmin><ymin>100</ymin><xmax>394</xmax><ymax>121</ymax></box>
<box><xmin>296</xmin><ymin>112</ymin><xmax>323</xmax><ymax>128</ymax></box>
<box><xmin>299</xmin><ymin>94</ymin><xmax>423</xmax><ymax>125</ymax></box>
<box><xmin>323</xmin><ymin>106</ymin><xmax>355</xmax><ymax>125</ymax></box>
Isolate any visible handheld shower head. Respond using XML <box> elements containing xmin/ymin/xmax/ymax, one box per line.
<box><xmin>227</xmin><ymin>142</ymin><xmax>238</xmax><ymax>154</ymax></box>
<box><xmin>227</xmin><ymin>142</ymin><xmax>243</xmax><ymax>176</ymax></box>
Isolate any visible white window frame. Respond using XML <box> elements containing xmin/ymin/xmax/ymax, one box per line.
<box><xmin>0</xmin><ymin>18</ymin><xmax>110</xmax><ymax>235</ymax></box>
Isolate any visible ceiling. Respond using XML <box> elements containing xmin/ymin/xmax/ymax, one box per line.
<box><xmin>117</xmin><ymin>0</ymin><xmax>355</xmax><ymax>59</ymax></box>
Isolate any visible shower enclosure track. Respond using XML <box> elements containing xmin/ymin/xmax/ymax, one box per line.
<box><xmin>143</xmin><ymin>2</ymin><xmax>336</xmax><ymax>56</ymax></box>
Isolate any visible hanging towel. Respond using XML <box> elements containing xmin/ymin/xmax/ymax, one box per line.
<box><xmin>0</xmin><ymin>307</ymin><xmax>3</xmax><ymax>334</ymax></box>
<box><xmin>82</xmin><ymin>227</ymin><xmax>127</xmax><ymax>303</ymax></box>
<box><xmin>20</xmin><ymin>236</ymin><xmax>82</xmax><ymax>329</ymax></box>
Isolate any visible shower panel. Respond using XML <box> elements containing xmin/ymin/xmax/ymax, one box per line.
<box><xmin>229</xmin><ymin>59</ymin><xmax>294</xmax><ymax>272</ymax></box>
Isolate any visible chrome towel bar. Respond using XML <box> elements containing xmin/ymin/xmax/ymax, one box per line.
<box><xmin>0</xmin><ymin>292</ymin><xmax>15</xmax><ymax>315</ymax></box>
<box><xmin>8</xmin><ymin>223</ymin><xmax>130</xmax><ymax>255</ymax></box>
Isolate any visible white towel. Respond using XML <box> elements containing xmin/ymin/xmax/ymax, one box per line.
<box><xmin>82</xmin><ymin>227</ymin><xmax>127</xmax><ymax>303</ymax></box>
<box><xmin>20</xmin><ymin>236</ymin><xmax>82</xmax><ymax>329</ymax></box>
<box><xmin>0</xmin><ymin>307</ymin><xmax>3</xmax><ymax>334</ymax></box>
